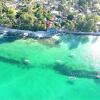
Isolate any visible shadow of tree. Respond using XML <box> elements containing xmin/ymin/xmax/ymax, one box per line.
<box><xmin>53</xmin><ymin>62</ymin><xmax>100</xmax><ymax>84</ymax></box>
<box><xmin>66</xmin><ymin>79</ymin><xmax>75</xmax><ymax>85</ymax></box>
<box><xmin>0</xmin><ymin>55</ymin><xmax>20</xmax><ymax>64</ymax></box>
<box><xmin>60</xmin><ymin>34</ymin><xmax>89</xmax><ymax>49</ymax></box>
<box><xmin>0</xmin><ymin>55</ymin><xmax>32</xmax><ymax>69</ymax></box>
<box><xmin>0</xmin><ymin>36</ymin><xmax>19</xmax><ymax>44</ymax></box>
<box><xmin>91</xmin><ymin>36</ymin><xmax>99</xmax><ymax>43</ymax></box>
<box><xmin>0</xmin><ymin>33</ymin><xmax>99</xmax><ymax>49</ymax></box>
<box><xmin>36</xmin><ymin>38</ymin><xmax>61</xmax><ymax>48</ymax></box>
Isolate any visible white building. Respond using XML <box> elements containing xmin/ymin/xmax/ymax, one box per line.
<box><xmin>96</xmin><ymin>22</ymin><xmax>100</xmax><ymax>32</ymax></box>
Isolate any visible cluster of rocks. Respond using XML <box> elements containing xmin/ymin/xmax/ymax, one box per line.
<box><xmin>0</xmin><ymin>27</ymin><xmax>59</xmax><ymax>39</ymax></box>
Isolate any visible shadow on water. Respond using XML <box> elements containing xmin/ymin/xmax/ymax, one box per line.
<box><xmin>0</xmin><ymin>33</ymin><xmax>99</xmax><ymax>48</ymax></box>
<box><xmin>53</xmin><ymin>63</ymin><xmax>100</xmax><ymax>84</ymax></box>
<box><xmin>0</xmin><ymin>33</ymin><xmax>97</xmax><ymax>49</ymax></box>
<box><xmin>29</xmin><ymin>34</ymin><xmax>89</xmax><ymax>48</ymax></box>
<box><xmin>0</xmin><ymin>56</ymin><xmax>20</xmax><ymax>64</ymax></box>
<box><xmin>91</xmin><ymin>36</ymin><xmax>98</xmax><ymax>43</ymax></box>
<box><xmin>0</xmin><ymin>36</ymin><xmax>61</xmax><ymax>49</ymax></box>
<box><xmin>94</xmin><ymin>79</ymin><xmax>100</xmax><ymax>84</ymax></box>
<box><xmin>0</xmin><ymin>36</ymin><xmax>19</xmax><ymax>44</ymax></box>
<box><xmin>36</xmin><ymin>38</ymin><xmax>61</xmax><ymax>48</ymax></box>
<box><xmin>61</xmin><ymin>34</ymin><xmax>89</xmax><ymax>49</ymax></box>
<box><xmin>66</xmin><ymin>79</ymin><xmax>75</xmax><ymax>85</ymax></box>
<box><xmin>0</xmin><ymin>55</ymin><xmax>32</xmax><ymax>69</ymax></box>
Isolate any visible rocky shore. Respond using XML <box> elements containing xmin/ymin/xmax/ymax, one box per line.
<box><xmin>0</xmin><ymin>27</ymin><xmax>100</xmax><ymax>40</ymax></box>
<box><xmin>0</xmin><ymin>27</ymin><xmax>58</xmax><ymax>39</ymax></box>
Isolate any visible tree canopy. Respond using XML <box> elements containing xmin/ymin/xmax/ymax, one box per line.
<box><xmin>0</xmin><ymin>0</ymin><xmax>100</xmax><ymax>32</ymax></box>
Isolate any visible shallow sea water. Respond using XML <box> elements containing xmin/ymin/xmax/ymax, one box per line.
<box><xmin>0</xmin><ymin>35</ymin><xmax>100</xmax><ymax>100</ymax></box>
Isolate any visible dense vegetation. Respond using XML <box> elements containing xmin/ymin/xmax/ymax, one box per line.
<box><xmin>0</xmin><ymin>1</ymin><xmax>53</xmax><ymax>31</ymax></box>
<box><xmin>0</xmin><ymin>0</ymin><xmax>100</xmax><ymax>32</ymax></box>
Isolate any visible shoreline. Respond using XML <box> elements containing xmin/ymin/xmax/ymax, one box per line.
<box><xmin>0</xmin><ymin>27</ymin><xmax>100</xmax><ymax>40</ymax></box>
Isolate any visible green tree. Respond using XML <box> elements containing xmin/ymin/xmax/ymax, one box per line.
<box><xmin>76</xmin><ymin>15</ymin><xmax>98</xmax><ymax>32</ymax></box>
<box><xmin>17</xmin><ymin>12</ymin><xmax>36</xmax><ymax>30</ymax></box>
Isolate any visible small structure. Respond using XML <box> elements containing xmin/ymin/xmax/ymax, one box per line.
<box><xmin>23</xmin><ymin>32</ymin><xmax>29</xmax><ymax>38</ymax></box>
<box><xmin>56</xmin><ymin>59</ymin><xmax>62</xmax><ymax>65</ymax></box>
<box><xmin>96</xmin><ymin>22</ymin><xmax>100</xmax><ymax>32</ymax></box>
<box><xmin>23</xmin><ymin>59</ymin><xmax>30</xmax><ymax>65</ymax></box>
<box><xmin>51</xmin><ymin>10</ymin><xmax>60</xmax><ymax>16</ymax></box>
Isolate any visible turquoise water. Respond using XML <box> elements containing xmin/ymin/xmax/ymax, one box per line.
<box><xmin>0</xmin><ymin>35</ymin><xmax>100</xmax><ymax>100</ymax></box>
